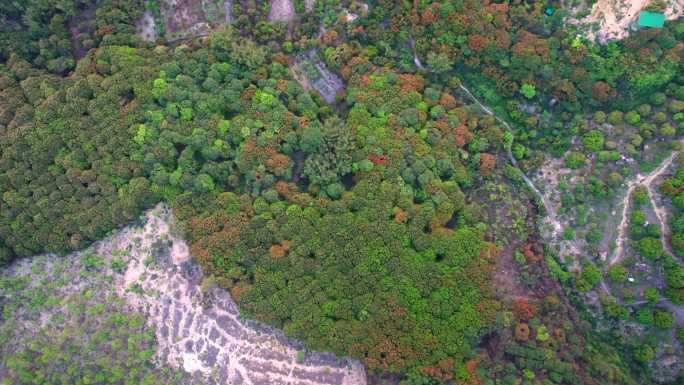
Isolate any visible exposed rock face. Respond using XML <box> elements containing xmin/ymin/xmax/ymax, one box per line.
<box><xmin>268</xmin><ymin>0</ymin><xmax>296</xmax><ymax>22</ymax></box>
<box><xmin>137</xmin><ymin>0</ymin><xmax>233</xmax><ymax>42</ymax></box>
<box><xmin>136</xmin><ymin>10</ymin><xmax>157</xmax><ymax>42</ymax></box>
<box><xmin>292</xmin><ymin>50</ymin><xmax>345</xmax><ymax>104</ymax></box>
<box><xmin>305</xmin><ymin>0</ymin><xmax>316</xmax><ymax>12</ymax></box>
<box><xmin>3</xmin><ymin>204</ymin><xmax>367</xmax><ymax>385</ymax></box>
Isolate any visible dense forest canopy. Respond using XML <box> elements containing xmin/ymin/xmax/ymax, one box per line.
<box><xmin>1</xmin><ymin>0</ymin><xmax>684</xmax><ymax>384</ymax></box>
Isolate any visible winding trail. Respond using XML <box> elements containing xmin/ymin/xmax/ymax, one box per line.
<box><xmin>457</xmin><ymin>85</ymin><xmax>683</xmax><ymax>269</ymax></box>
<box><xmin>596</xmin><ymin>142</ymin><xmax>684</xmax><ymax>326</ymax></box>
<box><xmin>409</xmin><ymin>39</ymin><xmax>562</xmax><ymax>239</ymax></box>
<box><xmin>609</xmin><ymin>141</ymin><xmax>684</xmax><ymax>266</ymax></box>
<box><xmin>455</xmin><ymin>84</ymin><xmax>561</xmax><ymax>238</ymax></box>
<box><xmin>411</xmin><ymin>44</ymin><xmax>684</xmax><ymax>330</ymax></box>
<box><xmin>447</xmin><ymin>65</ymin><xmax>684</xmax><ymax>324</ymax></box>
<box><xmin>409</xmin><ymin>36</ymin><xmax>424</xmax><ymax>70</ymax></box>
<box><xmin>410</xmin><ymin>41</ymin><xmax>559</xmax><ymax>237</ymax></box>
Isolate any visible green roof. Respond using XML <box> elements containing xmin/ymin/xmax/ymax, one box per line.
<box><xmin>638</xmin><ymin>11</ymin><xmax>665</xmax><ymax>28</ymax></box>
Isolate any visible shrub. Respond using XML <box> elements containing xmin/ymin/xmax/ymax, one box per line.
<box><xmin>644</xmin><ymin>287</ymin><xmax>660</xmax><ymax>304</ymax></box>
<box><xmin>635</xmin><ymin>307</ymin><xmax>654</xmax><ymax>325</ymax></box>
<box><xmin>521</xmin><ymin>83</ymin><xmax>536</xmax><ymax>99</ymax></box>
<box><xmin>515</xmin><ymin>323</ymin><xmax>530</xmax><ymax>341</ymax></box>
<box><xmin>608</xmin><ymin>265</ymin><xmax>628</xmax><ymax>283</ymax></box>
<box><xmin>654</xmin><ymin>310</ymin><xmax>674</xmax><ymax>329</ymax></box>
<box><xmin>536</xmin><ymin>325</ymin><xmax>550</xmax><ymax>342</ymax></box>
<box><xmin>582</xmin><ymin>130</ymin><xmax>604</xmax><ymax>152</ymax></box>
<box><xmin>625</xmin><ymin>111</ymin><xmax>641</xmax><ymax>125</ymax></box>
<box><xmin>576</xmin><ymin>262</ymin><xmax>601</xmax><ymax>292</ymax></box>
<box><xmin>633</xmin><ymin>345</ymin><xmax>655</xmax><ymax>362</ymax></box>
<box><xmin>564</xmin><ymin>151</ymin><xmax>586</xmax><ymax>169</ymax></box>
<box><xmin>607</xmin><ymin>111</ymin><xmax>624</xmax><ymax>125</ymax></box>
<box><xmin>634</xmin><ymin>237</ymin><xmax>664</xmax><ymax>260</ymax></box>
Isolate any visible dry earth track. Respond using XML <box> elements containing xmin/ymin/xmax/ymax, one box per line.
<box><xmin>609</xmin><ymin>141</ymin><xmax>684</xmax><ymax>266</ymax></box>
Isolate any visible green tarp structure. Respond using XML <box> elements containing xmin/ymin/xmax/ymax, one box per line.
<box><xmin>638</xmin><ymin>11</ymin><xmax>666</xmax><ymax>28</ymax></box>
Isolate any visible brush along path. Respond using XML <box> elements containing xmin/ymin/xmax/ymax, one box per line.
<box><xmin>455</xmin><ymin>84</ymin><xmax>561</xmax><ymax>239</ymax></box>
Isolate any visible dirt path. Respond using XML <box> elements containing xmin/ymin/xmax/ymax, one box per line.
<box><xmin>455</xmin><ymin>83</ymin><xmax>684</xmax><ymax>325</ymax></box>
<box><xmin>611</xmin><ymin>182</ymin><xmax>637</xmax><ymax>265</ymax></box>
<box><xmin>596</xmin><ymin>139</ymin><xmax>684</xmax><ymax>328</ymax></box>
<box><xmin>410</xmin><ymin>39</ymin><xmax>554</xmax><ymax>232</ymax></box>
<box><xmin>609</xmin><ymin>141</ymin><xmax>684</xmax><ymax>266</ymax></box>
<box><xmin>410</xmin><ymin>36</ymin><xmax>424</xmax><ymax>70</ymax></box>
<box><xmin>455</xmin><ymin>84</ymin><xmax>561</xmax><ymax>239</ymax></box>
<box><xmin>649</xmin><ymin>176</ymin><xmax>676</xmax><ymax>257</ymax></box>
<box><xmin>224</xmin><ymin>0</ymin><xmax>232</xmax><ymax>23</ymax></box>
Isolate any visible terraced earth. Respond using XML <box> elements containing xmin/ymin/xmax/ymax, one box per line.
<box><xmin>1</xmin><ymin>205</ymin><xmax>366</xmax><ymax>385</ymax></box>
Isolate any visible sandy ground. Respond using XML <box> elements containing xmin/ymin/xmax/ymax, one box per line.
<box><xmin>2</xmin><ymin>204</ymin><xmax>367</xmax><ymax>385</ymax></box>
<box><xmin>111</xmin><ymin>205</ymin><xmax>367</xmax><ymax>384</ymax></box>
<box><xmin>576</xmin><ymin>0</ymin><xmax>684</xmax><ymax>42</ymax></box>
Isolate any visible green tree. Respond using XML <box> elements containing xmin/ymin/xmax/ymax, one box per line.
<box><xmin>300</xmin><ymin>121</ymin><xmax>324</xmax><ymax>154</ymax></box>
<box><xmin>582</xmin><ymin>130</ymin><xmax>604</xmax><ymax>152</ymax></box>
<box><xmin>565</xmin><ymin>151</ymin><xmax>586</xmax><ymax>169</ymax></box>
<box><xmin>426</xmin><ymin>52</ymin><xmax>453</xmax><ymax>73</ymax></box>
<box><xmin>577</xmin><ymin>262</ymin><xmax>601</xmax><ymax>292</ymax></box>
<box><xmin>634</xmin><ymin>237</ymin><xmax>664</xmax><ymax>260</ymax></box>
<box><xmin>608</xmin><ymin>265</ymin><xmax>628</xmax><ymax>283</ymax></box>
<box><xmin>644</xmin><ymin>287</ymin><xmax>660</xmax><ymax>304</ymax></box>
<box><xmin>654</xmin><ymin>310</ymin><xmax>674</xmax><ymax>329</ymax></box>
<box><xmin>520</xmin><ymin>83</ymin><xmax>537</xmax><ymax>99</ymax></box>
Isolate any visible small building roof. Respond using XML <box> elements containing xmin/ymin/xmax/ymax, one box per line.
<box><xmin>638</xmin><ymin>11</ymin><xmax>665</xmax><ymax>28</ymax></box>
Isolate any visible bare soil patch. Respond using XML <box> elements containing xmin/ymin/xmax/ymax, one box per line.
<box><xmin>574</xmin><ymin>0</ymin><xmax>684</xmax><ymax>42</ymax></box>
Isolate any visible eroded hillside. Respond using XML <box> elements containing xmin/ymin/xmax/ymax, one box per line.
<box><xmin>1</xmin><ymin>204</ymin><xmax>366</xmax><ymax>385</ymax></box>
